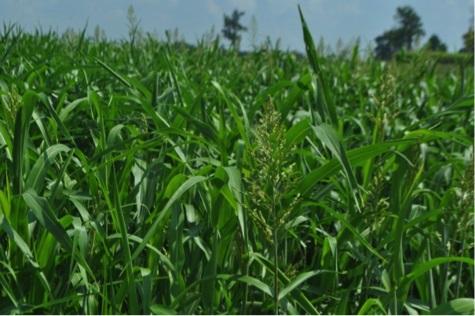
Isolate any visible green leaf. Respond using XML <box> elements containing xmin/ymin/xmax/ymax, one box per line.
<box><xmin>296</xmin><ymin>135</ymin><xmax>442</xmax><ymax>196</ymax></box>
<box><xmin>12</xmin><ymin>90</ymin><xmax>37</xmax><ymax>195</ymax></box>
<box><xmin>132</xmin><ymin>176</ymin><xmax>207</xmax><ymax>260</ymax></box>
<box><xmin>237</xmin><ymin>275</ymin><xmax>272</xmax><ymax>297</ymax></box>
<box><xmin>164</xmin><ymin>174</ymin><xmax>188</xmax><ymax>198</ymax></box>
<box><xmin>249</xmin><ymin>252</ymin><xmax>319</xmax><ymax>315</ymax></box>
<box><xmin>0</xmin><ymin>121</ymin><xmax>13</xmax><ymax>160</ymax></box>
<box><xmin>305</xmin><ymin>201</ymin><xmax>386</xmax><ymax>263</ymax></box>
<box><xmin>224</xmin><ymin>166</ymin><xmax>246</xmax><ymax>244</ymax></box>
<box><xmin>96</xmin><ymin>58</ymin><xmax>132</xmax><ymax>88</ymax></box>
<box><xmin>58</xmin><ymin>97</ymin><xmax>87</xmax><ymax>122</ymax></box>
<box><xmin>0</xmin><ymin>211</ymin><xmax>52</xmax><ymax>295</ymax></box>
<box><xmin>313</xmin><ymin>123</ymin><xmax>361</xmax><ymax>210</ymax></box>
<box><xmin>212</xmin><ymin>81</ymin><xmax>250</xmax><ymax>144</ymax></box>
<box><xmin>150</xmin><ymin>304</ymin><xmax>177</xmax><ymax>315</ymax></box>
<box><xmin>430</xmin><ymin>298</ymin><xmax>475</xmax><ymax>315</ymax></box>
<box><xmin>23</xmin><ymin>189</ymin><xmax>73</xmax><ymax>252</ymax></box>
<box><xmin>286</xmin><ymin>118</ymin><xmax>311</xmax><ymax>147</ymax></box>
<box><xmin>278</xmin><ymin>271</ymin><xmax>318</xmax><ymax>300</ymax></box>
<box><xmin>401</xmin><ymin>257</ymin><xmax>474</xmax><ymax>290</ymax></box>
<box><xmin>298</xmin><ymin>5</ymin><xmax>337</xmax><ymax>126</ymax></box>
<box><xmin>0</xmin><ymin>214</ymin><xmax>40</xmax><ymax>270</ymax></box>
<box><xmin>26</xmin><ymin>144</ymin><xmax>70</xmax><ymax>192</ymax></box>
<box><xmin>357</xmin><ymin>298</ymin><xmax>386</xmax><ymax>315</ymax></box>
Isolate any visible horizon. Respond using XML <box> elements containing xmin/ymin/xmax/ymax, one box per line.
<box><xmin>1</xmin><ymin>0</ymin><xmax>473</xmax><ymax>53</ymax></box>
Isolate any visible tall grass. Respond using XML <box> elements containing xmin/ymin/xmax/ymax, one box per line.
<box><xmin>0</xmin><ymin>9</ymin><xmax>473</xmax><ymax>314</ymax></box>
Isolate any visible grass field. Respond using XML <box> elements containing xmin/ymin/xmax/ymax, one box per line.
<box><xmin>0</xmin><ymin>11</ymin><xmax>474</xmax><ymax>315</ymax></box>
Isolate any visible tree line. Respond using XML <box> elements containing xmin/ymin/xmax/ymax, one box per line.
<box><xmin>221</xmin><ymin>6</ymin><xmax>474</xmax><ymax>58</ymax></box>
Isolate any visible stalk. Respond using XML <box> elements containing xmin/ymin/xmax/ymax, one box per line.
<box><xmin>273</xmin><ymin>228</ymin><xmax>279</xmax><ymax>315</ymax></box>
<box><xmin>272</xmin><ymin>183</ymin><xmax>279</xmax><ymax>315</ymax></box>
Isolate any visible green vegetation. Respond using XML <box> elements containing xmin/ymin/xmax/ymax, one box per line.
<box><xmin>396</xmin><ymin>50</ymin><xmax>473</xmax><ymax>65</ymax></box>
<box><xmin>460</xmin><ymin>24</ymin><xmax>474</xmax><ymax>54</ymax></box>
<box><xmin>423</xmin><ymin>35</ymin><xmax>447</xmax><ymax>53</ymax></box>
<box><xmin>374</xmin><ymin>5</ymin><xmax>473</xmax><ymax>60</ymax></box>
<box><xmin>0</xmin><ymin>8</ymin><xmax>473</xmax><ymax>315</ymax></box>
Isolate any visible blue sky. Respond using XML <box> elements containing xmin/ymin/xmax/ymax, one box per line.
<box><xmin>1</xmin><ymin>0</ymin><xmax>473</xmax><ymax>52</ymax></box>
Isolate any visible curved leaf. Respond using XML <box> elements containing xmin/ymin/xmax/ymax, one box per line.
<box><xmin>132</xmin><ymin>175</ymin><xmax>207</xmax><ymax>260</ymax></box>
<box><xmin>430</xmin><ymin>298</ymin><xmax>475</xmax><ymax>315</ymax></box>
<box><xmin>278</xmin><ymin>271</ymin><xmax>318</xmax><ymax>300</ymax></box>
<box><xmin>357</xmin><ymin>298</ymin><xmax>386</xmax><ymax>315</ymax></box>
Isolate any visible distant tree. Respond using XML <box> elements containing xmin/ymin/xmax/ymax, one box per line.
<box><xmin>394</xmin><ymin>6</ymin><xmax>425</xmax><ymax>50</ymax></box>
<box><xmin>374</xmin><ymin>6</ymin><xmax>425</xmax><ymax>59</ymax></box>
<box><xmin>374</xmin><ymin>29</ymin><xmax>404</xmax><ymax>60</ymax></box>
<box><xmin>424</xmin><ymin>34</ymin><xmax>447</xmax><ymax>52</ymax></box>
<box><xmin>222</xmin><ymin>9</ymin><xmax>247</xmax><ymax>49</ymax></box>
<box><xmin>460</xmin><ymin>26</ymin><xmax>474</xmax><ymax>54</ymax></box>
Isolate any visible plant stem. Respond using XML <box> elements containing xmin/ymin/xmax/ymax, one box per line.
<box><xmin>274</xmin><ymin>230</ymin><xmax>279</xmax><ymax>315</ymax></box>
<box><xmin>271</xmin><ymin>180</ymin><xmax>279</xmax><ymax>315</ymax></box>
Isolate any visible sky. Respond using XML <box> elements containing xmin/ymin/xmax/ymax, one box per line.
<box><xmin>0</xmin><ymin>0</ymin><xmax>473</xmax><ymax>52</ymax></box>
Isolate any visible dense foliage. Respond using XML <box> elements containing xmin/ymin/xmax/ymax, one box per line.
<box><xmin>0</xmin><ymin>12</ymin><xmax>474</xmax><ymax>315</ymax></box>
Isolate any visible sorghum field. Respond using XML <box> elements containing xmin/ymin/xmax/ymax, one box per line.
<box><xmin>0</xmin><ymin>11</ymin><xmax>474</xmax><ymax>315</ymax></box>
